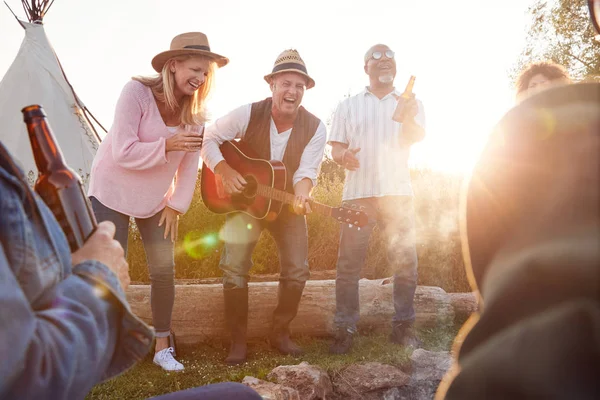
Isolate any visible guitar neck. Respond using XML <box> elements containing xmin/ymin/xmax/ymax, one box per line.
<box><xmin>256</xmin><ymin>184</ymin><xmax>332</xmax><ymax>217</ymax></box>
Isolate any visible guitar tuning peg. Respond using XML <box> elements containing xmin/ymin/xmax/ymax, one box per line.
<box><xmin>360</xmin><ymin>206</ymin><xmax>366</xmax><ymax>211</ymax></box>
<box><xmin>351</xmin><ymin>204</ymin><xmax>357</xmax><ymax>209</ymax></box>
<box><xmin>345</xmin><ymin>218</ymin><xmax>351</xmax><ymax>223</ymax></box>
<box><xmin>354</xmin><ymin>221</ymin><xmax>359</xmax><ymax>225</ymax></box>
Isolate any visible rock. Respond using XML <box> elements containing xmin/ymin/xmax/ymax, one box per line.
<box><xmin>332</xmin><ymin>362</ymin><xmax>410</xmax><ymax>400</ymax></box>
<box><xmin>267</xmin><ymin>361</ymin><xmax>333</xmax><ymax>400</ymax></box>
<box><xmin>242</xmin><ymin>376</ymin><xmax>300</xmax><ymax>400</ymax></box>
<box><xmin>410</xmin><ymin>349</ymin><xmax>453</xmax><ymax>382</ymax></box>
<box><xmin>448</xmin><ymin>292</ymin><xmax>479</xmax><ymax>323</ymax></box>
<box><xmin>386</xmin><ymin>380</ymin><xmax>441</xmax><ymax>400</ymax></box>
<box><xmin>392</xmin><ymin>350</ymin><xmax>453</xmax><ymax>400</ymax></box>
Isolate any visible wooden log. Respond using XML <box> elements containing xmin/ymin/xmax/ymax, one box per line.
<box><xmin>126</xmin><ymin>278</ymin><xmax>455</xmax><ymax>344</ymax></box>
<box><xmin>130</xmin><ymin>269</ymin><xmax>341</xmax><ymax>286</ymax></box>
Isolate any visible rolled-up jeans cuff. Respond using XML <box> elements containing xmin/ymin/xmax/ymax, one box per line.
<box><xmin>155</xmin><ymin>330</ymin><xmax>171</xmax><ymax>338</ymax></box>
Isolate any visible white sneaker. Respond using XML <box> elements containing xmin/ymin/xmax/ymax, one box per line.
<box><xmin>153</xmin><ymin>347</ymin><xmax>184</xmax><ymax>371</ymax></box>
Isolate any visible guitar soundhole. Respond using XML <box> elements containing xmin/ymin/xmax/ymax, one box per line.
<box><xmin>241</xmin><ymin>175</ymin><xmax>258</xmax><ymax>199</ymax></box>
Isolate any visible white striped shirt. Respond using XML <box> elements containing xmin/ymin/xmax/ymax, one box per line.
<box><xmin>328</xmin><ymin>88</ymin><xmax>426</xmax><ymax>201</ymax></box>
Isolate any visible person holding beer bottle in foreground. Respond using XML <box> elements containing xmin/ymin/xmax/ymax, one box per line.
<box><xmin>328</xmin><ymin>43</ymin><xmax>426</xmax><ymax>354</ymax></box>
<box><xmin>0</xmin><ymin>114</ymin><xmax>262</xmax><ymax>399</ymax></box>
<box><xmin>88</xmin><ymin>32</ymin><xmax>228</xmax><ymax>371</ymax></box>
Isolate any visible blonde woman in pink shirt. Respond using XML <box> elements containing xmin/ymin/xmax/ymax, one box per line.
<box><xmin>88</xmin><ymin>32</ymin><xmax>228</xmax><ymax>371</ymax></box>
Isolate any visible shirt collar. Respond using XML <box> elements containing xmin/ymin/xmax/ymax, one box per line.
<box><xmin>362</xmin><ymin>86</ymin><xmax>401</xmax><ymax>100</ymax></box>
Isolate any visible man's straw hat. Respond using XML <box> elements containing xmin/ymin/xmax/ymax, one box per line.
<box><xmin>264</xmin><ymin>49</ymin><xmax>315</xmax><ymax>89</ymax></box>
<box><xmin>152</xmin><ymin>32</ymin><xmax>229</xmax><ymax>72</ymax></box>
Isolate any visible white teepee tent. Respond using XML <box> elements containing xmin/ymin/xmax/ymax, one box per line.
<box><xmin>0</xmin><ymin>0</ymin><xmax>103</xmax><ymax>188</ymax></box>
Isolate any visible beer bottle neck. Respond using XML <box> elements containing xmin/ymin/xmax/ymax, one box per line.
<box><xmin>26</xmin><ymin>117</ymin><xmax>67</xmax><ymax>174</ymax></box>
<box><xmin>401</xmin><ymin>77</ymin><xmax>415</xmax><ymax>99</ymax></box>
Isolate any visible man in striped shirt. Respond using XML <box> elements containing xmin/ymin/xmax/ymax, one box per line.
<box><xmin>328</xmin><ymin>43</ymin><xmax>426</xmax><ymax>354</ymax></box>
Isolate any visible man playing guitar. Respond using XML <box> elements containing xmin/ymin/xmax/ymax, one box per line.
<box><xmin>201</xmin><ymin>49</ymin><xmax>327</xmax><ymax>365</ymax></box>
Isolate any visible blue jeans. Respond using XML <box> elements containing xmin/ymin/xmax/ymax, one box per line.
<box><xmin>150</xmin><ymin>382</ymin><xmax>261</xmax><ymax>399</ymax></box>
<box><xmin>219</xmin><ymin>207</ymin><xmax>310</xmax><ymax>288</ymax></box>
<box><xmin>90</xmin><ymin>197</ymin><xmax>175</xmax><ymax>338</ymax></box>
<box><xmin>334</xmin><ymin>196</ymin><xmax>418</xmax><ymax>331</ymax></box>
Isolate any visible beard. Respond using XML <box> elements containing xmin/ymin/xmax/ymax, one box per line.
<box><xmin>378</xmin><ymin>74</ymin><xmax>394</xmax><ymax>84</ymax></box>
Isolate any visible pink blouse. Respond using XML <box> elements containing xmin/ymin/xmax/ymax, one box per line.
<box><xmin>88</xmin><ymin>80</ymin><xmax>201</xmax><ymax>218</ymax></box>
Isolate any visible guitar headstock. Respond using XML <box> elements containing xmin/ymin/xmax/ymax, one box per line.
<box><xmin>332</xmin><ymin>204</ymin><xmax>368</xmax><ymax>229</ymax></box>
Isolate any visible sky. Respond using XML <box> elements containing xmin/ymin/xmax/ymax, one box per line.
<box><xmin>0</xmin><ymin>0</ymin><xmax>536</xmax><ymax>173</ymax></box>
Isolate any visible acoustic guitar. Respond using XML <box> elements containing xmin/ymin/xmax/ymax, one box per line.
<box><xmin>201</xmin><ymin>140</ymin><xmax>368</xmax><ymax>228</ymax></box>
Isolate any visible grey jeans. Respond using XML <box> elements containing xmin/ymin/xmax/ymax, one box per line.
<box><xmin>90</xmin><ymin>197</ymin><xmax>175</xmax><ymax>338</ymax></box>
<box><xmin>219</xmin><ymin>207</ymin><xmax>310</xmax><ymax>288</ymax></box>
<box><xmin>334</xmin><ymin>196</ymin><xmax>418</xmax><ymax>331</ymax></box>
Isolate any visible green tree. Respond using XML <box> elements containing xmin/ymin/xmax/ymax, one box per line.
<box><xmin>512</xmin><ymin>0</ymin><xmax>600</xmax><ymax>82</ymax></box>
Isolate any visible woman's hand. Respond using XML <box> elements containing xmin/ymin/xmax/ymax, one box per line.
<box><xmin>158</xmin><ymin>207</ymin><xmax>181</xmax><ymax>242</ymax></box>
<box><xmin>165</xmin><ymin>131</ymin><xmax>203</xmax><ymax>153</ymax></box>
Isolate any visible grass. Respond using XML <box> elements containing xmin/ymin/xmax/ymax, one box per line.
<box><xmin>86</xmin><ymin>326</ymin><xmax>459</xmax><ymax>400</ymax></box>
<box><xmin>126</xmin><ymin>164</ymin><xmax>471</xmax><ymax>293</ymax></box>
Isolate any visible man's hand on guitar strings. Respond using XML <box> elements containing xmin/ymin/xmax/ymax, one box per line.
<box><xmin>293</xmin><ymin>194</ymin><xmax>312</xmax><ymax>215</ymax></box>
<box><xmin>214</xmin><ymin>161</ymin><xmax>247</xmax><ymax>195</ymax></box>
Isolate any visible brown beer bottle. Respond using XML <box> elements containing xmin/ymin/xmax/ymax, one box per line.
<box><xmin>22</xmin><ymin>105</ymin><xmax>97</xmax><ymax>251</ymax></box>
<box><xmin>392</xmin><ymin>75</ymin><xmax>416</xmax><ymax>123</ymax></box>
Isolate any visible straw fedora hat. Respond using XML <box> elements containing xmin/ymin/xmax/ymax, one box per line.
<box><xmin>264</xmin><ymin>49</ymin><xmax>315</xmax><ymax>89</ymax></box>
<box><xmin>151</xmin><ymin>32</ymin><xmax>229</xmax><ymax>72</ymax></box>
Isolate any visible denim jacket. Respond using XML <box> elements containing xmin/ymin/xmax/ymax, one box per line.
<box><xmin>0</xmin><ymin>143</ymin><xmax>153</xmax><ymax>400</ymax></box>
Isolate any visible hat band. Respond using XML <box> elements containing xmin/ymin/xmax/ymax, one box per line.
<box><xmin>272</xmin><ymin>62</ymin><xmax>307</xmax><ymax>74</ymax></box>
<box><xmin>183</xmin><ymin>45</ymin><xmax>211</xmax><ymax>51</ymax></box>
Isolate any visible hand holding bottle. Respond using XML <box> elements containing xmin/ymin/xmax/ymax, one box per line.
<box><xmin>71</xmin><ymin>221</ymin><xmax>130</xmax><ymax>290</ymax></box>
<box><xmin>399</xmin><ymin>96</ymin><xmax>419</xmax><ymax>121</ymax></box>
<box><xmin>393</xmin><ymin>75</ymin><xmax>417</xmax><ymax>123</ymax></box>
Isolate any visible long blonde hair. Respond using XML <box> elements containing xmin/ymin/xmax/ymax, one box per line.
<box><xmin>133</xmin><ymin>54</ymin><xmax>216</xmax><ymax>126</ymax></box>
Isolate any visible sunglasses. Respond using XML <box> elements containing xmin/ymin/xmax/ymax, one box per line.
<box><xmin>370</xmin><ymin>50</ymin><xmax>395</xmax><ymax>61</ymax></box>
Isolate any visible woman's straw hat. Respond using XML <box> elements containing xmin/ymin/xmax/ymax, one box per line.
<box><xmin>152</xmin><ymin>32</ymin><xmax>229</xmax><ymax>72</ymax></box>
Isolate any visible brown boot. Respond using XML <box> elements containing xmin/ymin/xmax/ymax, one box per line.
<box><xmin>329</xmin><ymin>326</ymin><xmax>354</xmax><ymax>355</ymax></box>
<box><xmin>390</xmin><ymin>322</ymin><xmax>423</xmax><ymax>348</ymax></box>
<box><xmin>223</xmin><ymin>287</ymin><xmax>248</xmax><ymax>365</ymax></box>
<box><xmin>269</xmin><ymin>281</ymin><xmax>305</xmax><ymax>356</ymax></box>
